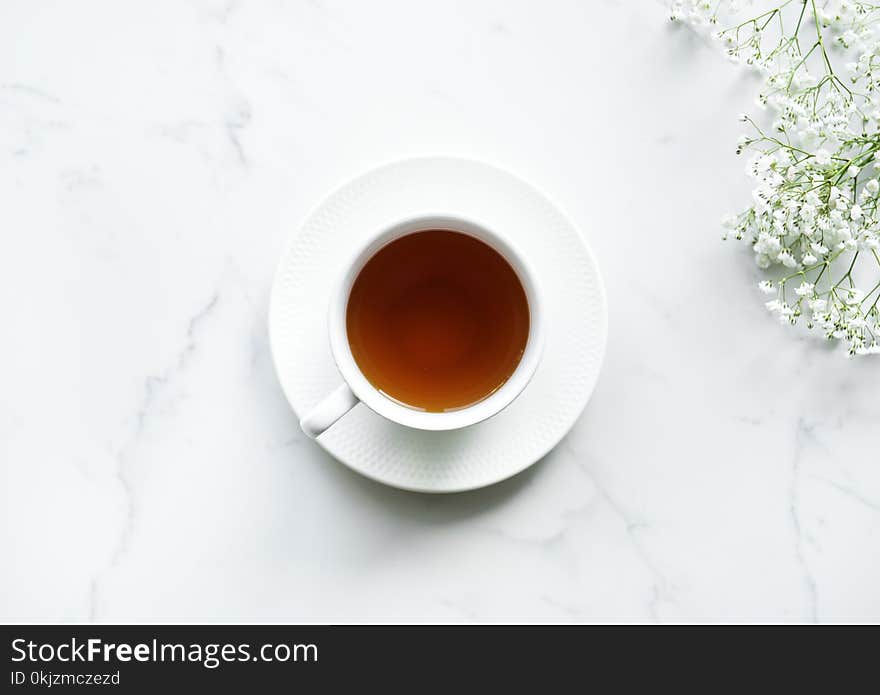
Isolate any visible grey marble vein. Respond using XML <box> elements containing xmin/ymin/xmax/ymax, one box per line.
<box><xmin>814</xmin><ymin>476</ymin><xmax>880</xmax><ymax>513</ymax></box>
<box><xmin>0</xmin><ymin>82</ymin><xmax>61</xmax><ymax>103</ymax></box>
<box><xmin>215</xmin><ymin>46</ymin><xmax>251</xmax><ymax>166</ymax></box>
<box><xmin>790</xmin><ymin>418</ymin><xmax>819</xmax><ymax>623</ymax></box>
<box><xmin>88</xmin><ymin>292</ymin><xmax>220</xmax><ymax>621</ymax></box>
<box><xmin>562</xmin><ymin>438</ymin><xmax>676</xmax><ymax>621</ymax></box>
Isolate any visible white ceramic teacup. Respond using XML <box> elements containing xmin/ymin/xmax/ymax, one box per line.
<box><xmin>300</xmin><ymin>214</ymin><xmax>545</xmax><ymax>438</ymax></box>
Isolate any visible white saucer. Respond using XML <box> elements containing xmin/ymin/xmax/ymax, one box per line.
<box><xmin>269</xmin><ymin>157</ymin><xmax>607</xmax><ymax>492</ymax></box>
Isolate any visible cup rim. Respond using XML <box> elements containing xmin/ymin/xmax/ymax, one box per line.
<box><xmin>326</xmin><ymin>214</ymin><xmax>544</xmax><ymax>431</ymax></box>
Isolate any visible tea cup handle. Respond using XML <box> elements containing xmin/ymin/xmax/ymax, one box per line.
<box><xmin>300</xmin><ymin>383</ymin><xmax>359</xmax><ymax>438</ymax></box>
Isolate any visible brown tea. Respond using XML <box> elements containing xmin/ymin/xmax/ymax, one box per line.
<box><xmin>346</xmin><ymin>230</ymin><xmax>530</xmax><ymax>412</ymax></box>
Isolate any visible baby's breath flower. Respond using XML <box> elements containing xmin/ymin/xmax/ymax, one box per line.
<box><xmin>795</xmin><ymin>282</ymin><xmax>815</xmax><ymax>297</ymax></box>
<box><xmin>809</xmin><ymin>298</ymin><xmax>828</xmax><ymax>313</ymax></box>
<box><xmin>779</xmin><ymin>251</ymin><xmax>798</xmax><ymax>268</ymax></box>
<box><xmin>673</xmin><ymin>0</ymin><xmax>880</xmax><ymax>355</ymax></box>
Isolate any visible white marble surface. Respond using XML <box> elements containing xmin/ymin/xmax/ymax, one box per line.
<box><xmin>2</xmin><ymin>0</ymin><xmax>878</xmax><ymax>623</ymax></box>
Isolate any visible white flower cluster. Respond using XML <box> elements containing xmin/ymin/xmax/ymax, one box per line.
<box><xmin>672</xmin><ymin>0</ymin><xmax>880</xmax><ymax>355</ymax></box>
